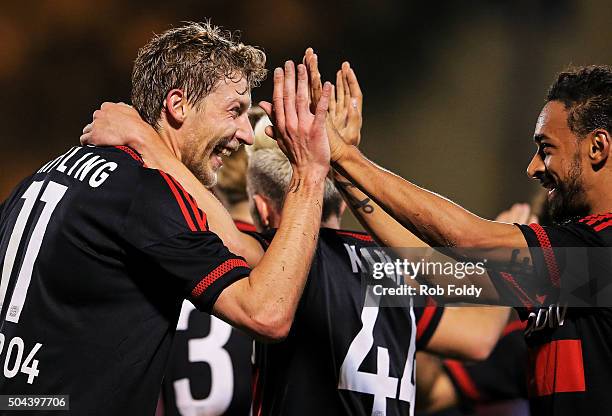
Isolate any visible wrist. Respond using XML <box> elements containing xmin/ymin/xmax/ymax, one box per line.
<box><xmin>331</xmin><ymin>143</ymin><xmax>357</xmax><ymax>166</ymax></box>
<box><xmin>289</xmin><ymin>170</ymin><xmax>327</xmax><ymax>192</ymax></box>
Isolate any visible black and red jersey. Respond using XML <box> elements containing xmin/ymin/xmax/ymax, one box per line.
<box><xmin>443</xmin><ymin>318</ymin><xmax>528</xmax><ymax>409</ymax></box>
<box><xmin>490</xmin><ymin>215</ymin><xmax>612</xmax><ymax>415</ymax></box>
<box><xmin>253</xmin><ymin>228</ymin><xmax>443</xmax><ymax>416</ymax></box>
<box><xmin>0</xmin><ymin>146</ymin><xmax>250</xmax><ymax>415</ymax></box>
<box><xmin>161</xmin><ymin>221</ymin><xmax>256</xmax><ymax>416</ymax></box>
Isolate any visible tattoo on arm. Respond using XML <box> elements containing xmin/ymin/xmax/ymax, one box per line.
<box><xmin>336</xmin><ymin>179</ymin><xmax>374</xmax><ymax>214</ymax></box>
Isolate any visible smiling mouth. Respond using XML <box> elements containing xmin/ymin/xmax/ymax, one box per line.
<box><xmin>213</xmin><ymin>143</ymin><xmax>238</xmax><ymax>158</ymax></box>
<box><xmin>540</xmin><ymin>181</ymin><xmax>557</xmax><ymax>196</ymax></box>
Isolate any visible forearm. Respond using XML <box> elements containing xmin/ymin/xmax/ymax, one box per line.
<box><xmin>334</xmin><ymin>146</ymin><xmax>524</xmax><ymax>249</ymax></box>
<box><xmin>216</xmin><ymin>175</ymin><xmax>325</xmax><ymax>340</ymax></box>
<box><xmin>426</xmin><ymin>306</ymin><xmax>510</xmax><ymax>360</ymax></box>
<box><xmin>334</xmin><ymin>172</ymin><xmax>427</xmax><ymax>248</ymax></box>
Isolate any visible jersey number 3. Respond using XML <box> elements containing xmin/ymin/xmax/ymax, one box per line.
<box><xmin>0</xmin><ymin>181</ymin><xmax>67</xmax><ymax>323</ymax></box>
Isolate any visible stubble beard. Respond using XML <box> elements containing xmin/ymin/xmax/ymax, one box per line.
<box><xmin>548</xmin><ymin>155</ymin><xmax>590</xmax><ymax>224</ymax></box>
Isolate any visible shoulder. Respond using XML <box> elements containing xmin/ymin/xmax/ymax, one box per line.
<box><xmin>517</xmin><ymin>218</ymin><xmax>607</xmax><ymax>248</ymax></box>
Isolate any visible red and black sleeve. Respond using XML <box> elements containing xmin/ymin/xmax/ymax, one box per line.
<box><xmin>414</xmin><ymin>299</ymin><xmax>444</xmax><ymax>349</ymax></box>
<box><xmin>123</xmin><ymin>169</ymin><xmax>251</xmax><ymax>313</ymax></box>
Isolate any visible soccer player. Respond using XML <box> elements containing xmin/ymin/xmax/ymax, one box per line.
<box><xmin>315</xmin><ymin>60</ymin><xmax>612</xmax><ymax>415</ymax></box>
<box><xmin>0</xmin><ymin>22</ymin><xmax>333</xmax><ymax>414</ymax></box>
<box><xmin>161</xmin><ymin>109</ymin><xmax>265</xmax><ymax>416</ymax></box>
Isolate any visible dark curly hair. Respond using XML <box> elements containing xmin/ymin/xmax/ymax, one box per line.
<box><xmin>547</xmin><ymin>65</ymin><xmax>612</xmax><ymax>138</ymax></box>
<box><xmin>132</xmin><ymin>21</ymin><xmax>267</xmax><ymax>127</ymax></box>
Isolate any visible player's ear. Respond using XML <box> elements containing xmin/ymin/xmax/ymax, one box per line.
<box><xmin>253</xmin><ymin>194</ymin><xmax>271</xmax><ymax>228</ymax></box>
<box><xmin>588</xmin><ymin>129</ymin><xmax>610</xmax><ymax>168</ymax></box>
<box><xmin>163</xmin><ymin>89</ymin><xmax>187</xmax><ymax>127</ymax></box>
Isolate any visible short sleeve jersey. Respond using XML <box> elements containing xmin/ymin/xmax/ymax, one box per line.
<box><xmin>0</xmin><ymin>146</ymin><xmax>250</xmax><ymax>415</ymax></box>
<box><xmin>160</xmin><ymin>221</ymin><xmax>259</xmax><ymax>416</ymax></box>
<box><xmin>490</xmin><ymin>215</ymin><xmax>612</xmax><ymax>416</ymax></box>
<box><xmin>253</xmin><ymin>229</ymin><xmax>443</xmax><ymax>416</ymax></box>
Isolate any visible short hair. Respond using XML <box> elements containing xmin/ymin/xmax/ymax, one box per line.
<box><xmin>547</xmin><ymin>65</ymin><xmax>612</xmax><ymax>138</ymax></box>
<box><xmin>132</xmin><ymin>21</ymin><xmax>267</xmax><ymax>127</ymax></box>
<box><xmin>247</xmin><ymin>117</ymin><xmax>343</xmax><ymax>223</ymax></box>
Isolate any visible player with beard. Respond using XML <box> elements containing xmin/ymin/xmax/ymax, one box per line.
<box><xmin>0</xmin><ymin>22</ymin><xmax>334</xmax><ymax>414</ymax></box>
<box><xmin>309</xmin><ymin>59</ymin><xmax>612</xmax><ymax>415</ymax></box>
<box><xmin>159</xmin><ymin>109</ymin><xmax>266</xmax><ymax>416</ymax></box>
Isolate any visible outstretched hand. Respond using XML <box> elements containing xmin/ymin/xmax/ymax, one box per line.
<box><xmin>259</xmin><ymin>61</ymin><xmax>332</xmax><ymax>180</ymax></box>
<box><xmin>495</xmin><ymin>203</ymin><xmax>538</xmax><ymax>224</ymax></box>
<box><xmin>302</xmin><ymin>49</ymin><xmax>363</xmax><ymax>162</ymax></box>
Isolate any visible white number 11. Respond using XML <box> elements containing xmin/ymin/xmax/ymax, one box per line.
<box><xmin>0</xmin><ymin>181</ymin><xmax>67</xmax><ymax>323</ymax></box>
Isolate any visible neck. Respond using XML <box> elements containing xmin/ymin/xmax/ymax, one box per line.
<box><xmin>228</xmin><ymin>201</ymin><xmax>253</xmax><ymax>224</ymax></box>
<box><xmin>586</xmin><ymin>182</ymin><xmax>612</xmax><ymax>215</ymax></box>
<box><xmin>157</xmin><ymin>124</ymin><xmax>183</xmax><ymax>162</ymax></box>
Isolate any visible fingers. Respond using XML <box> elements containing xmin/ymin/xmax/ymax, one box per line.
<box><xmin>258</xmin><ymin>101</ymin><xmax>273</xmax><ymax>118</ymax></box>
<box><xmin>271</xmin><ymin>68</ymin><xmax>286</xmax><ymax>136</ymax></box>
<box><xmin>264</xmin><ymin>125</ymin><xmax>274</xmax><ymax>139</ymax></box>
<box><xmin>314</xmin><ymin>82</ymin><xmax>332</xmax><ymax>131</ymax></box>
<box><xmin>346</xmin><ymin>67</ymin><xmax>363</xmax><ymax>114</ymax></box>
<box><xmin>283</xmin><ymin>61</ymin><xmax>298</xmax><ymax>134</ymax></box>
<box><xmin>296</xmin><ymin>64</ymin><xmax>309</xmax><ymax>121</ymax></box>
<box><xmin>306</xmin><ymin>53</ymin><xmax>322</xmax><ymax>113</ymax></box>
<box><xmin>495</xmin><ymin>203</ymin><xmax>533</xmax><ymax>223</ymax></box>
<box><xmin>336</xmin><ymin>69</ymin><xmax>345</xmax><ymax>110</ymax></box>
<box><xmin>341</xmin><ymin>62</ymin><xmax>351</xmax><ymax>110</ymax></box>
<box><xmin>328</xmin><ymin>85</ymin><xmax>336</xmax><ymax>116</ymax></box>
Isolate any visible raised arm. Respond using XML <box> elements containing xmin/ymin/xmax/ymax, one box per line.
<box><xmin>303</xmin><ymin>51</ymin><xmax>526</xmax><ymax>253</ymax></box>
<box><xmin>215</xmin><ymin>63</ymin><xmax>331</xmax><ymax>340</ymax></box>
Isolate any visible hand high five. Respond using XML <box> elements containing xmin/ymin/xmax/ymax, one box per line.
<box><xmin>259</xmin><ymin>61</ymin><xmax>332</xmax><ymax>180</ymax></box>
<box><xmin>302</xmin><ymin>49</ymin><xmax>363</xmax><ymax>162</ymax></box>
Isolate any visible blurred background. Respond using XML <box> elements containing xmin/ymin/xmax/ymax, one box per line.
<box><xmin>2</xmin><ymin>0</ymin><xmax>612</xmax><ymax>228</ymax></box>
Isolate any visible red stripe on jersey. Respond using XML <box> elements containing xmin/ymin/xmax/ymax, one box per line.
<box><xmin>499</xmin><ymin>272</ymin><xmax>534</xmax><ymax>308</ymax></box>
<box><xmin>114</xmin><ymin>146</ymin><xmax>144</xmax><ymax>164</ymax></box>
<box><xmin>416</xmin><ymin>306</ymin><xmax>436</xmax><ymax>341</ymax></box>
<box><xmin>528</xmin><ymin>224</ymin><xmax>561</xmax><ymax>288</ymax></box>
<box><xmin>502</xmin><ymin>319</ymin><xmax>527</xmax><ymax>337</ymax></box>
<box><xmin>235</xmin><ymin>220</ymin><xmax>257</xmax><ymax>232</ymax></box>
<box><xmin>168</xmin><ymin>175</ymin><xmax>208</xmax><ymax>231</ymax></box>
<box><xmin>335</xmin><ymin>230</ymin><xmax>373</xmax><ymax>241</ymax></box>
<box><xmin>594</xmin><ymin>219</ymin><xmax>612</xmax><ymax>232</ymax></box>
<box><xmin>252</xmin><ymin>367</ymin><xmax>264</xmax><ymax>416</ymax></box>
<box><xmin>444</xmin><ymin>360</ymin><xmax>482</xmax><ymax>401</ymax></box>
<box><xmin>528</xmin><ymin>339</ymin><xmax>586</xmax><ymax>397</ymax></box>
<box><xmin>191</xmin><ymin>258</ymin><xmax>249</xmax><ymax>297</ymax></box>
<box><xmin>159</xmin><ymin>171</ymin><xmax>197</xmax><ymax>232</ymax></box>
<box><xmin>581</xmin><ymin>213</ymin><xmax>612</xmax><ymax>225</ymax></box>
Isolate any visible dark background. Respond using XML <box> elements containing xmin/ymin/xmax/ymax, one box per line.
<box><xmin>2</xmin><ymin>0</ymin><xmax>611</xmax><ymax>226</ymax></box>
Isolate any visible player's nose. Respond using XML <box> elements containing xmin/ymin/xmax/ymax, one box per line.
<box><xmin>236</xmin><ymin>115</ymin><xmax>255</xmax><ymax>146</ymax></box>
<box><xmin>526</xmin><ymin>151</ymin><xmax>545</xmax><ymax>179</ymax></box>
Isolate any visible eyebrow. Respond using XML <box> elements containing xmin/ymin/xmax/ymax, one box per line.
<box><xmin>533</xmin><ymin>134</ymin><xmax>548</xmax><ymax>144</ymax></box>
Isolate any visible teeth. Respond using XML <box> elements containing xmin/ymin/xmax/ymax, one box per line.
<box><xmin>215</xmin><ymin>147</ymin><xmax>232</xmax><ymax>157</ymax></box>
